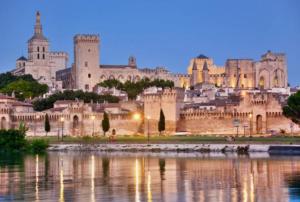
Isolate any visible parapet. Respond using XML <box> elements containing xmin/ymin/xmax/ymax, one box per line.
<box><xmin>74</xmin><ymin>34</ymin><xmax>100</xmax><ymax>43</ymax></box>
<box><xmin>50</xmin><ymin>51</ymin><xmax>68</xmax><ymax>58</ymax></box>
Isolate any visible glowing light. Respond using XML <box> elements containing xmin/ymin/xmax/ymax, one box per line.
<box><xmin>147</xmin><ymin>171</ymin><xmax>152</xmax><ymax>202</ymax></box>
<box><xmin>133</xmin><ymin>113</ymin><xmax>141</xmax><ymax>121</ymax></box>
<box><xmin>135</xmin><ymin>159</ymin><xmax>140</xmax><ymax>202</ymax></box>
<box><xmin>91</xmin><ymin>115</ymin><xmax>96</xmax><ymax>120</ymax></box>
<box><xmin>59</xmin><ymin>159</ymin><xmax>64</xmax><ymax>202</ymax></box>
<box><xmin>60</xmin><ymin>117</ymin><xmax>65</xmax><ymax>122</ymax></box>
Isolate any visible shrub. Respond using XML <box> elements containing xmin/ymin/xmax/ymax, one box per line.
<box><xmin>28</xmin><ymin>139</ymin><xmax>49</xmax><ymax>153</ymax></box>
<box><xmin>0</xmin><ymin>129</ymin><xmax>27</xmax><ymax>152</ymax></box>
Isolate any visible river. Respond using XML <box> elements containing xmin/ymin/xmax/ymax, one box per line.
<box><xmin>0</xmin><ymin>152</ymin><xmax>300</xmax><ymax>202</ymax></box>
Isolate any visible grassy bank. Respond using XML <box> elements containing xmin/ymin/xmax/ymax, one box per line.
<box><xmin>27</xmin><ymin>135</ymin><xmax>300</xmax><ymax>145</ymax></box>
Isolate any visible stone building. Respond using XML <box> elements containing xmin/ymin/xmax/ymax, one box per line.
<box><xmin>11</xmin><ymin>11</ymin><xmax>68</xmax><ymax>90</ymax></box>
<box><xmin>186</xmin><ymin>51</ymin><xmax>288</xmax><ymax>90</ymax></box>
<box><xmin>143</xmin><ymin>89</ymin><xmax>299</xmax><ymax>135</ymax></box>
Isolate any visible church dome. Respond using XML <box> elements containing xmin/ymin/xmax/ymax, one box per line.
<box><xmin>197</xmin><ymin>54</ymin><xmax>209</xmax><ymax>59</ymax></box>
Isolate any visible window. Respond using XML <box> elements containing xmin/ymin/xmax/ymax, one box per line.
<box><xmin>85</xmin><ymin>61</ymin><xmax>88</xmax><ymax>67</ymax></box>
<box><xmin>88</xmin><ymin>74</ymin><xmax>91</xmax><ymax>78</ymax></box>
<box><xmin>85</xmin><ymin>84</ymin><xmax>89</xmax><ymax>90</ymax></box>
<box><xmin>244</xmin><ymin>74</ymin><xmax>247</xmax><ymax>78</ymax></box>
<box><xmin>234</xmin><ymin>74</ymin><xmax>236</xmax><ymax>77</ymax></box>
<box><xmin>37</xmin><ymin>54</ymin><xmax>40</xmax><ymax>59</ymax></box>
<box><xmin>37</xmin><ymin>47</ymin><xmax>40</xmax><ymax>52</ymax></box>
<box><xmin>43</xmin><ymin>47</ymin><xmax>45</xmax><ymax>52</ymax></box>
<box><xmin>42</xmin><ymin>54</ymin><xmax>45</xmax><ymax>59</ymax></box>
<box><xmin>88</xmin><ymin>49</ymin><xmax>91</xmax><ymax>52</ymax></box>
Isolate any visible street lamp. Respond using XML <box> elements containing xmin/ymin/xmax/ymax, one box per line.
<box><xmin>34</xmin><ymin>115</ymin><xmax>40</xmax><ymax>136</ymax></box>
<box><xmin>146</xmin><ymin>116</ymin><xmax>151</xmax><ymax>145</ymax></box>
<box><xmin>91</xmin><ymin>115</ymin><xmax>95</xmax><ymax>136</ymax></box>
<box><xmin>60</xmin><ymin>117</ymin><xmax>65</xmax><ymax>141</ymax></box>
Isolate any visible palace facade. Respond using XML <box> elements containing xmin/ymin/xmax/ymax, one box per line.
<box><xmin>11</xmin><ymin>12</ymin><xmax>288</xmax><ymax>92</ymax></box>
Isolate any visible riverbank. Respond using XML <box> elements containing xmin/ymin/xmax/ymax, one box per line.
<box><xmin>47</xmin><ymin>143</ymin><xmax>300</xmax><ymax>154</ymax></box>
<box><xmin>28</xmin><ymin>135</ymin><xmax>300</xmax><ymax>145</ymax></box>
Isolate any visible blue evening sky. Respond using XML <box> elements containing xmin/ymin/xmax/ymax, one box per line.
<box><xmin>0</xmin><ymin>0</ymin><xmax>299</xmax><ymax>86</ymax></box>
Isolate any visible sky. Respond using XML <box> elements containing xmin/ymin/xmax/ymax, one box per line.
<box><xmin>0</xmin><ymin>0</ymin><xmax>299</xmax><ymax>86</ymax></box>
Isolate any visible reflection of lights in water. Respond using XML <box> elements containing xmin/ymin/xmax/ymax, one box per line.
<box><xmin>242</xmin><ymin>177</ymin><xmax>248</xmax><ymax>202</ymax></box>
<box><xmin>147</xmin><ymin>171</ymin><xmax>152</xmax><ymax>202</ymax></box>
<box><xmin>59</xmin><ymin>158</ymin><xmax>64</xmax><ymax>202</ymax></box>
<box><xmin>91</xmin><ymin>155</ymin><xmax>95</xmax><ymax>202</ymax></box>
<box><xmin>35</xmin><ymin>155</ymin><xmax>39</xmax><ymax>202</ymax></box>
<box><xmin>250</xmin><ymin>173</ymin><xmax>254</xmax><ymax>202</ymax></box>
<box><xmin>135</xmin><ymin>159</ymin><xmax>140</xmax><ymax>202</ymax></box>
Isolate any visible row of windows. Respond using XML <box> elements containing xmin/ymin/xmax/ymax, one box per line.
<box><xmin>233</xmin><ymin>74</ymin><xmax>248</xmax><ymax>78</ymax></box>
<box><xmin>37</xmin><ymin>54</ymin><xmax>45</xmax><ymax>59</ymax></box>
<box><xmin>37</xmin><ymin>46</ymin><xmax>46</xmax><ymax>52</ymax></box>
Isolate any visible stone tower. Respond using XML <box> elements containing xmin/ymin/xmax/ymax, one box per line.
<box><xmin>128</xmin><ymin>56</ymin><xmax>137</xmax><ymax>67</ymax></box>
<box><xmin>202</xmin><ymin>61</ymin><xmax>209</xmax><ymax>83</ymax></box>
<box><xmin>143</xmin><ymin>88</ymin><xmax>184</xmax><ymax>135</ymax></box>
<box><xmin>73</xmin><ymin>34</ymin><xmax>100</xmax><ymax>91</ymax></box>
<box><xmin>191</xmin><ymin>60</ymin><xmax>198</xmax><ymax>86</ymax></box>
<box><xmin>28</xmin><ymin>11</ymin><xmax>49</xmax><ymax>64</ymax></box>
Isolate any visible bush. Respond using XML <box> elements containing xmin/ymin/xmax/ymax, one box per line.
<box><xmin>0</xmin><ymin>129</ymin><xmax>49</xmax><ymax>153</ymax></box>
<box><xmin>28</xmin><ymin>139</ymin><xmax>49</xmax><ymax>153</ymax></box>
<box><xmin>0</xmin><ymin>129</ymin><xmax>27</xmax><ymax>152</ymax></box>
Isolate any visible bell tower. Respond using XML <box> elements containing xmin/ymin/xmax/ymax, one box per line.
<box><xmin>27</xmin><ymin>11</ymin><xmax>49</xmax><ymax>64</ymax></box>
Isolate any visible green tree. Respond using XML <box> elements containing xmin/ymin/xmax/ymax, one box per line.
<box><xmin>158</xmin><ymin>109</ymin><xmax>165</xmax><ymax>135</ymax></box>
<box><xmin>44</xmin><ymin>113</ymin><xmax>50</xmax><ymax>136</ymax></box>
<box><xmin>0</xmin><ymin>79</ymin><xmax>48</xmax><ymax>100</ymax></box>
<box><xmin>283</xmin><ymin>91</ymin><xmax>300</xmax><ymax>125</ymax></box>
<box><xmin>102</xmin><ymin>112</ymin><xmax>110</xmax><ymax>136</ymax></box>
<box><xmin>33</xmin><ymin>90</ymin><xmax>119</xmax><ymax>111</ymax></box>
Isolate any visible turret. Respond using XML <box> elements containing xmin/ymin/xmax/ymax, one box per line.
<box><xmin>191</xmin><ymin>60</ymin><xmax>198</xmax><ymax>86</ymax></box>
<box><xmin>202</xmin><ymin>61</ymin><xmax>209</xmax><ymax>83</ymax></box>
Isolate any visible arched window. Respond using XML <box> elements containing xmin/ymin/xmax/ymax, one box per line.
<box><xmin>42</xmin><ymin>54</ymin><xmax>45</xmax><ymax>59</ymax></box>
<box><xmin>88</xmin><ymin>74</ymin><xmax>91</xmax><ymax>78</ymax></box>
<box><xmin>43</xmin><ymin>47</ymin><xmax>45</xmax><ymax>52</ymax></box>
<box><xmin>37</xmin><ymin>47</ymin><xmax>40</xmax><ymax>52</ymax></box>
<box><xmin>273</xmin><ymin>76</ymin><xmax>279</xmax><ymax>87</ymax></box>
<box><xmin>37</xmin><ymin>54</ymin><xmax>40</xmax><ymax>59</ymax></box>
<box><xmin>259</xmin><ymin>76</ymin><xmax>265</xmax><ymax>89</ymax></box>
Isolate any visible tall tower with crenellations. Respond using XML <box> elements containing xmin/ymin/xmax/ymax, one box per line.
<box><xmin>73</xmin><ymin>34</ymin><xmax>100</xmax><ymax>91</ymax></box>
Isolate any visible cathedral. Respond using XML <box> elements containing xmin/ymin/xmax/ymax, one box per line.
<box><xmin>12</xmin><ymin>12</ymin><xmax>68</xmax><ymax>90</ymax></box>
<box><xmin>11</xmin><ymin>11</ymin><xmax>288</xmax><ymax>93</ymax></box>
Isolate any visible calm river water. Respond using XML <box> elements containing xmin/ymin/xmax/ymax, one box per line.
<box><xmin>0</xmin><ymin>152</ymin><xmax>300</xmax><ymax>202</ymax></box>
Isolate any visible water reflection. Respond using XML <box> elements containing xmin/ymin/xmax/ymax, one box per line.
<box><xmin>1</xmin><ymin>152</ymin><xmax>300</xmax><ymax>201</ymax></box>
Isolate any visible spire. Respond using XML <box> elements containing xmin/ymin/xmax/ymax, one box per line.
<box><xmin>203</xmin><ymin>61</ymin><xmax>209</xmax><ymax>71</ymax></box>
<box><xmin>34</xmin><ymin>11</ymin><xmax>42</xmax><ymax>35</ymax></box>
<box><xmin>192</xmin><ymin>60</ymin><xmax>197</xmax><ymax>70</ymax></box>
<box><xmin>29</xmin><ymin>11</ymin><xmax>47</xmax><ymax>41</ymax></box>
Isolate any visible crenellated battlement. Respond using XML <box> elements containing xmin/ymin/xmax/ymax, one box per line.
<box><xmin>50</xmin><ymin>52</ymin><xmax>68</xmax><ymax>57</ymax></box>
<box><xmin>74</xmin><ymin>34</ymin><xmax>100</xmax><ymax>43</ymax></box>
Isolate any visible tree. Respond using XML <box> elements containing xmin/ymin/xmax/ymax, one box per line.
<box><xmin>44</xmin><ymin>113</ymin><xmax>50</xmax><ymax>136</ymax></box>
<box><xmin>158</xmin><ymin>109</ymin><xmax>165</xmax><ymax>135</ymax></box>
<box><xmin>283</xmin><ymin>91</ymin><xmax>300</xmax><ymax>125</ymax></box>
<box><xmin>0</xmin><ymin>79</ymin><xmax>48</xmax><ymax>100</ymax></box>
<box><xmin>33</xmin><ymin>90</ymin><xmax>119</xmax><ymax>111</ymax></box>
<box><xmin>102</xmin><ymin>112</ymin><xmax>110</xmax><ymax>136</ymax></box>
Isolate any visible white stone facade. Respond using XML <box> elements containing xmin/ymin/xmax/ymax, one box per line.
<box><xmin>11</xmin><ymin>12</ymin><xmax>68</xmax><ymax>90</ymax></box>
